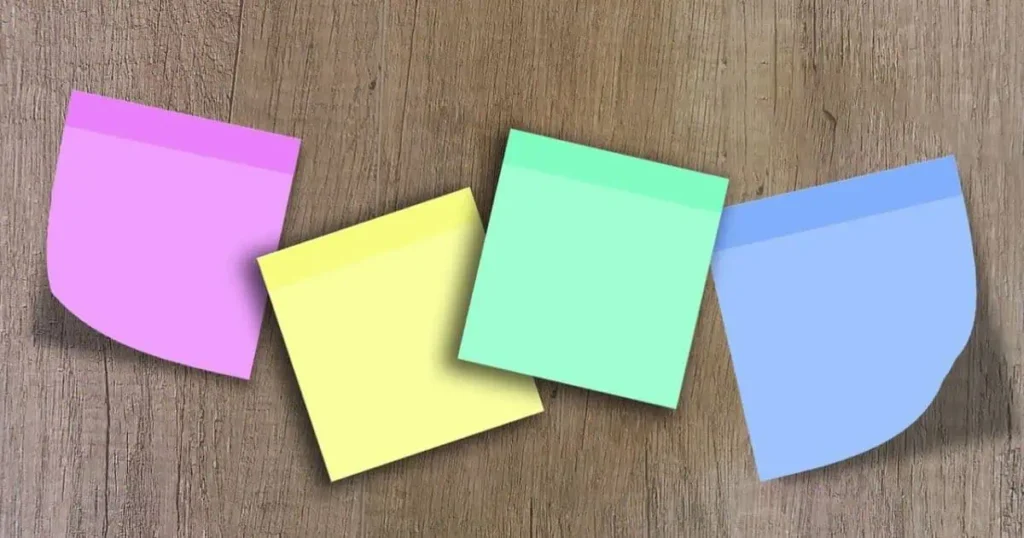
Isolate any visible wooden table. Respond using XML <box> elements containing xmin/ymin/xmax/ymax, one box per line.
<box><xmin>2</xmin><ymin>1</ymin><xmax>1022</xmax><ymax>536</ymax></box>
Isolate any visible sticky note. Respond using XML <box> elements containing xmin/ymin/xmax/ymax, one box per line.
<box><xmin>46</xmin><ymin>90</ymin><xmax>299</xmax><ymax>379</ymax></box>
<box><xmin>258</xmin><ymin>189</ymin><xmax>542</xmax><ymax>481</ymax></box>
<box><xmin>458</xmin><ymin>129</ymin><xmax>728</xmax><ymax>408</ymax></box>
<box><xmin>711</xmin><ymin>156</ymin><xmax>976</xmax><ymax>480</ymax></box>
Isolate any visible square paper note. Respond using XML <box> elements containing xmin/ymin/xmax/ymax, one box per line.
<box><xmin>712</xmin><ymin>156</ymin><xmax>975</xmax><ymax>480</ymax></box>
<box><xmin>459</xmin><ymin>130</ymin><xmax>728</xmax><ymax>408</ymax></box>
<box><xmin>258</xmin><ymin>189</ymin><xmax>543</xmax><ymax>481</ymax></box>
<box><xmin>47</xmin><ymin>90</ymin><xmax>299</xmax><ymax>379</ymax></box>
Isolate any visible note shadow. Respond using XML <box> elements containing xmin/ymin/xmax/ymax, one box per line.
<box><xmin>881</xmin><ymin>285</ymin><xmax>1012</xmax><ymax>458</ymax></box>
<box><xmin>30</xmin><ymin>245</ymin><xmax>273</xmax><ymax>380</ymax></box>
<box><xmin>787</xmin><ymin>271</ymin><xmax>1012</xmax><ymax>480</ymax></box>
<box><xmin>32</xmin><ymin>275</ymin><xmax>137</xmax><ymax>358</ymax></box>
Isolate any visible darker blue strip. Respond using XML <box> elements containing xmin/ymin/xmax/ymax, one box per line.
<box><xmin>714</xmin><ymin>156</ymin><xmax>962</xmax><ymax>251</ymax></box>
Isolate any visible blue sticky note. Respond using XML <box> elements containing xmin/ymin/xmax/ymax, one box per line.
<box><xmin>711</xmin><ymin>156</ymin><xmax>976</xmax><ymax>480</ymax></box>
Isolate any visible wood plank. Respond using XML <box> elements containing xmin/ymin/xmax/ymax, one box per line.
<box><xmin>174</xmin><ymin>0</ymin><xmax>382</xmax><ymax>535</ymax></box>
<box><xmin>1</xmin><ymin>0</ymin><xmax>1023</xmax><ymax>535</ymax></box>
<box><xmin>0</xmin><ymin>1</ymin><xmax>240</xmax><ymax>536</ymax></box>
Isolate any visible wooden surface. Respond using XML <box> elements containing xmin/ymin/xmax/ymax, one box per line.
<box><xmin>2</xmin><ymin>0</ymin><xmax>1022</xmax><ymax>536</ymax></box>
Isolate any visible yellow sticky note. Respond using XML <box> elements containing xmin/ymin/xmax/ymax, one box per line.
<box><xmin>258</xmin><ymin>188</ymin><xmax>543</xmax><ymax>481</ymax></box>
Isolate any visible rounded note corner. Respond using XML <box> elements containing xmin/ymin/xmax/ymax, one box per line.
<box><xmin>45</xmin><ymin>254</ymin><xmax>69</xmax><ymax>314</ymax></box>
<box><xmin>848</xmin><ymin>277</ymin><xmax>978</xmax><ymax>476</ymax></box>
<box><xmin>747</xmin><ymin>279</ymin><xmax>979</xmax><ymax>484</ymax></box>
<box><xmin>874</xmin><ymin>191</ymin><xmax>979</xmax><ymax>453</ymax></box>
<box><xmin>948</xmin><ymin>272</ymin><xmax>979</xmax><ymax>372</ymax></box>
<box><xmin>950</xmin><ymin>206</ymin><xmax>980</xmax><ymax>365</ymax></box>
<box><xmin>45</xmin><ymin>223</ymin><xmax>73</xmax><ymax>319</ymax></box>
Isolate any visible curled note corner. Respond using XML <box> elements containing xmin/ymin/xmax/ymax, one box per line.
<box><xmin>45</xmin><ymin>90</ymin><xmax>299</xmax><ymax>379</ymax></box>
<box><xmin>711</xmin><ymin>156</ymin><xmax>977</xmax><ymax>480</ymax></box>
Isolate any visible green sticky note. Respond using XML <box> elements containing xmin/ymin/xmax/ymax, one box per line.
<box><xmin>459</xmin><ymin>129</ymin><xmax>728</xmax><ymax>408</ymax></box>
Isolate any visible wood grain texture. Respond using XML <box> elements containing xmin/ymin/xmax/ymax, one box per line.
<box><xmin>2</xmin><ymin>0</ymin><xmax>1022</xmax><ymax>536</ymax></box>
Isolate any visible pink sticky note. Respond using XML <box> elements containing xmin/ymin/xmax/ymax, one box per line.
<box><xmin>46</xmin><ymin>91</ymin><xmax>300</xmax><ymax>379</ymax></box>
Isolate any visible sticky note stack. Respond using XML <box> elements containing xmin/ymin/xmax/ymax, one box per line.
<box><xmin>47</xmin><ymin>91</ymin><xmax>978</xmax><ymax>483</ymax></box>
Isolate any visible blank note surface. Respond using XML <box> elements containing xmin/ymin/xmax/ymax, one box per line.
<box><xmin>46</xmin><ymin>90</ymin><xmax>300</xmax><ymax>379</ymax></box>
<box><xmin>712</xmin><ymin>156</ymin><xmax>976</xmax><ymax>480</ymax></box>
<box><xmin>458</xmin><ymin>130</ymin><xmax>728</xmax><ymax>408</ymax></box>
<box><xmin>258</xmin><ymin>189</ymin><xmax>543</xmax><ymax>481</ymax></box>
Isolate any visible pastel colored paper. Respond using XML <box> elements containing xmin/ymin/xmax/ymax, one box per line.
<box><xmin>258</xmin><ymin>189</ymin><xmax>543</xmax><ymax>481</ymax></box>
<box><xmin>711</xmin><ymin>156</ymin><xmax>976</xmax><ymax>480</ymax></box>
<box><xmin>458</xmin><ymin>129</ymin><xmax>728</xmax><ymax>408</ymax></box>
<box><xmin>47</xmin><ymin>90</ymin><xmax>299</xmax><ymax>379</ymax></box>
